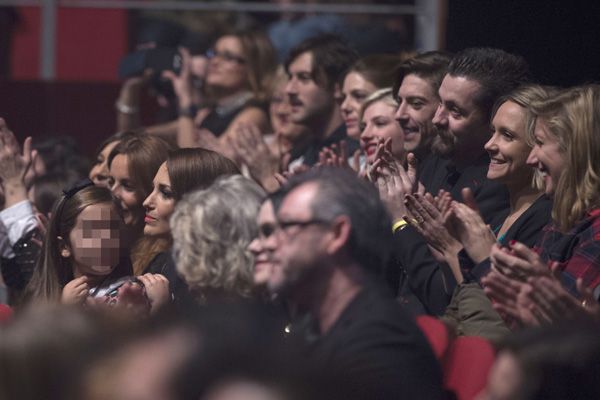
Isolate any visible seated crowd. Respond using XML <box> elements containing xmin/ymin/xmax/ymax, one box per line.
<box><xmin>1</xmin><ymin>28</ymin><xmax>600</xmax><ymax>400</ymax></box>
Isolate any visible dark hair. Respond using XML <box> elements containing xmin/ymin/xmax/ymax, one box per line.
<box><xmin>166</xmin><ymin>148</ymin><xmax>240</xmax><ymax>201</ymax></box>
<box><xmin>30</xmin><ymin>171</ymin><xmax>81</xmax><ymax>216</ymax></box>
<box><xmin>280</xmin><ymin>168</ymin><xmax>393</xmax><ymax>274</ymax></box>
<box><xmin>92</xmin><ymin>131</ymin><xmax>138</xmax><ymax>164</ymax></box>
<box><xmin>285</xmin><ymin>34</ymin><xmax>358</xmax><ymax>90</ymax></box>
<box><xmin>33</xmin><ymin>136</ymin><xmax>90</xmax><ymax>180</ymax></box>
<box><xmin>232</xmin><ymin>30</ymin><xmax>278</xmax><ymax>102</ymax></box>
<box><xmin>447</xmin><ymin>47</ymin><xmax>530</xmax><ymax>118</ymax></box>
<box><xmin>499</xmin><ymin>321</ymin><xmax>600</xmax><ymax>400</ymax></box>
<box><xmin>392</xmin><ymin>51</ymin><xmax>453</xmax><ymax>101</ymax></box>
<box><xmin>344</xmin><ymin>54</ymin><xmax>405</xmax><ymax>89</ymax></box>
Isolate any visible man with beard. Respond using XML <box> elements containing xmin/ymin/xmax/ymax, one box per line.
<box><xmin>266</xmin><ymin>168</ymin><xmax>443</xmax><ymax>400</ymax></box>
<box><xmin>285</xmin><ymin>35</ymin><xmax>359</xmax><ymax>167</ymax></box>
<box><xmin>392</xmin><ymin>48</ymin><xmax>530</xmax><ymax>315</ymax></box>
<box><xmin>393</xmin><ymin>51</ymin><xmax>452</xmax><ymax>162</ymax></box>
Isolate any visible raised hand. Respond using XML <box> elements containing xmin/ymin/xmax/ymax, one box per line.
<box><xmin>489</xmin><ymin>242</ymin><xmax>551</xmax><ymax>280</ymax></box>
<box><xmin>162</xmin><ymin>47</ymin><xmax>194</xmax><ymax>109</ymax></box>
<box><xmin>452</xmin><ymin>201</ymin><xmax>497</xmax><ymax>263</ymax></box>
<box><xmin>61</xmin><ymin>276</ymin><xmax>90</xmax><ymax>305</ymax></box>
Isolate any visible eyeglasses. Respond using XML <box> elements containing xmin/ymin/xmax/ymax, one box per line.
<box><xmin>257</xmin><ymin>219</ymin><xmax>330</xmax><ymax>240</ymax></box>
<box><xmin>206</xmin><ymin>48</ymin><xmax>246</xmax><ymax>64</ymax></box>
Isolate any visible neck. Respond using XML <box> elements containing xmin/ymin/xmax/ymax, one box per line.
<box><xmin>452</xmin><ymin>134</ymin><xmax>488</xmax><ymax>169</ymax></box>
<box><xmin>214</xmin><ymin>88</ymin><xmax>250</xmax><ymax>106</ymax></box>
<box><xmin>293</xmin><ymin>260</ymin><xmax>365</xmax><ymax>335</ymax></box>
<box><xmin>507</xmin><ymin>180</ymin><xmax>542</xmax><ymax>213</ymax></box>
<box><xmin>308</xmin><ymin>106</ymin><xmax>344</xmax><ymax>143</ymax></box>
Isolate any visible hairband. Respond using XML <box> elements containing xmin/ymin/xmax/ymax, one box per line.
<box><xmin>62</xmin><ymin>178</ymin><xmax>95</xmax><ymax>199</ymax></box>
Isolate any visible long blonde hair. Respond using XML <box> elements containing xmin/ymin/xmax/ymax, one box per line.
<box><xmin>528</xmin><ymin>84</ymin><xmax>600</xmax><ymax>231</ymax></box>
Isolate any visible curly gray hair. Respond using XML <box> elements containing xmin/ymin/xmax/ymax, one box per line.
<box><xmin>170</xmin><ymin>175</ymin><xmax>266</xmax><ymax>301</ymax></box>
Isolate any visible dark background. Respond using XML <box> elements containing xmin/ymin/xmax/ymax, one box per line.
<box><xmin>446</xmin><ymin>0</ymin><xmax>600</xmax><ymax>87</ymax></box>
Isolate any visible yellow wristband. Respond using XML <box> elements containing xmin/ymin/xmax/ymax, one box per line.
<box><xmin>392</xmin><ymin>218</ymin><xmax>408</xmax><ymax>233</ymax></box>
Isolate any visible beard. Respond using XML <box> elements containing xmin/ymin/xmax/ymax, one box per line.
<box><xmin>431</xmin><ymin>127</ymin><xmax>457</xmax><ymax>157</ymax></box>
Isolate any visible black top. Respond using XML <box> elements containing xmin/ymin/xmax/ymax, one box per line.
<box><xmin>395</xmin><ymin>153</ymin><xmax>511</xmax><ymax>316</ymax></box>
<box><xmin>198</xmin><ymin>97</ymin><xmax>265</xmax><ymax>138</ymax></box>
<box><xmin>290</xmin><ymin>279</ymin><xmax>444</xmax><ymax>400</ymax></box>
<box><xmin>464</xmin><ymin>194</ymin><xmax>553</xmax><ymax>283</ymax></box>
<box><xmin>299</xmin><ymin>124</ymin><xmax>360</xmax><ymax>167</ymax></box>
<box><xmin>144</xmin><ymin>251</ymin><xmax>194</xmax><ymax>308</ymax></box>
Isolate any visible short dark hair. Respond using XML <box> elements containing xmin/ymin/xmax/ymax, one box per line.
<box><xmin>344</xmin><ymin>53</ymin><xmax>405</xmax><ymax>90</ymax></box>
<box><xmin>447</xmin><ymin>47</ymin><xmax>530</xmax><ymax>118</ymax></box>
<box><xmin>392</xmin><ymin>51</ymin><xmax>453</xmax><ymax>101</ymax></box>
<box><xmin>280</xmin><ymin>167</ymin><xmax>393</xmax><ymax>274</ymax></box>
<box><xmin>285</xmin><ymin>34</ymin><xmax>358</xmax><ymax>90</ymax></box>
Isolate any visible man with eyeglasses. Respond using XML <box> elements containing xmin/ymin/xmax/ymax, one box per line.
<box><xmin>260</xmin><ymin>168</ymin><xmax>442</xmax><ymax>400</ymax></box>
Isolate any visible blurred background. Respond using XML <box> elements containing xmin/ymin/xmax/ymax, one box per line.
<box><xmin>0</xmin><ymin>0</ymin><xmax>598</xmax><ymax>157</ymax></box>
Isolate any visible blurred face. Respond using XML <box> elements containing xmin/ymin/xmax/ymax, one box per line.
<box><xmin>66</xmin><ymin>202</ymin><xmax>122</xmax><ymax>277</ymax></box>
<box><xmin>142</xmin><ymin>162</ymin><xmax>176</xmax><ymax>237</ymax></box>
<box><xmin>476</xmin><ymin>352</ymin><xmax>524</xmax><ymax>400</ymax></box>
<box><xmin>484</xmin><ymin>101</ymin><xmax>533</xmax><ymax>186</ymax></box>
<box><xmin>206</xmin><ymin>35</ymin><xmax>247</xmax><ymax>92</ymax></box>
<box><xmin>526</xmin><ymin>118</ymin><xmax>566</xmax><ymax>195</ymax></box>
<box><xmin>395</xmin><ymin>74</ymin><xmax>440</xmax><ymax>153</ymax></box>
<box><xmin>89</xmin><ymin>140</ymin><xmax>119</xmax><ymax>188</ymax></box>
<box><xmin>268</xmin><ymin>184</ymin><xmax>330</xmax><ymax>298</ymax></box>
<box><xmin>286</xmin><ymin>52</ymin><xmax>334</xmax><ymax>126</ymax></box>
<box><xmin>360</xmin><ymin>100</ymin><xmax>405</xmax><ymax>163</ymax></box>
<box><xmin>340</xmin><ymin>72</ymin><xmax>377</xmax><ymax>139</ymax></box>
<box><xmin>248</xmin><ymin>201</ymin><xmax>279</xmax><ymax>286</ymax></box>
<box><xmin>432</xmin><ymin>75</ymin><xmax>488</xmax><ymax>157</ymax></box>
<box><xmin>270</xmin><ymin>79</ymin><xmax>292</xmax><ymax>134</ymax></box>
<box><xmin>108</xmin><ymin>154</ymin><xmax>144</xmax><ymax>227</ymax></box>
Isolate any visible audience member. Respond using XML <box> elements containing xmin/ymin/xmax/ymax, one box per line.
<box><xmin>285</xmin><ymin>34</ymin><xmax>359</xmax><ymax>167</ymax></box>
<box><xmin>379</xmin><ymin>47</ymin><xmax>529</xmax><ymax>315</ymax></box>
<box><xmin>393</xmin><ymin>51</ymin><xmax>452</xmax><ymax>161</ymax></box>
<box><xmin>171</xmin><ymin>175</ymin><xmax>264</xmax><ymax>304</ymax></box>
<box><xmin>266</xmin><ymin>168</ymin><xmax>443</xmax><ymax>400</ymax></box>
<box><xmin>141</xmin><ymin>147</ymin><xmax>240</xmax><ymax>303</ymax></box>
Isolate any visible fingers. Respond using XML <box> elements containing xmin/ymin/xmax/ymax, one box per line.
<box><xmin>461</xmin><ymin>187</ymin><xmax>479</xmax><ymax>212</ymax></box>
<box><xmin>161</xmin><ymin>69</ymin><xmax>177</xmax><ymax>82</ymax></box>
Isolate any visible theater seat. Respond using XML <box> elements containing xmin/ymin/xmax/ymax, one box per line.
<box><xmin>0</xmin><ymin>303</ymin><xmax>12</xmax><ymax>323</ymax></box>
<box><xmin>416</xmin><ymin>315</ymin><xmax>495</xmax><ymax>400</ymax></box>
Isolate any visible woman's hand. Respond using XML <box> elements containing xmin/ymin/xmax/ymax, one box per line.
<box><xmin>162</xmin><ymin>47</ymin><xmax>194</xmax><ymax>109</ymax></box>
<box><xmin>452</xmin><ymin>201</ymin><xmax>497</xmax><ymax>264</ymax></box>
<box><xmin>61</xmin><ymin>276</ymin><xmax>90</xmax><ymax>305</ymax></box>
<box><xmin>489</xmin><ymin>242</ymin><xmax>551</xmax><ymax>280</ymax></box>
<box><xmin>0</xmin><ymin>119</ymin><xmax>35</xmax><ymax>208</ymax></box>
<box><xmin>137</xmin><ymin>273</ymin><xmax>171</xmax><ymax>312</ymax></box>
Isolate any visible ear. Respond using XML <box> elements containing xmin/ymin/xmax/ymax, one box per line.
<box><xmin>57</xmin><ymin>236</ymin><xmax>71</xmax><ymax>258</ymax></box>
<box><xmin>326</xmin><ymin>215</ymin><xmax>352</xmax><ymax>256</ymax></box>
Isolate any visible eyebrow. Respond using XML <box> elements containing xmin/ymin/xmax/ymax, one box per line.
<box><xmin>158</xmin><ymin>183</ymin><xmax>172</xmax><ymax>191</ymax></box>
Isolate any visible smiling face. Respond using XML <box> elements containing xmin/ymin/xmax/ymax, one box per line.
<box><xmin>247</xmin><ymin>200</ymin><xmax>278</xmax><ymax>286</ymax></box>
<box><xmin>285</xmin><ymin>51</ymin><xmax>334</xmax><ymax>126</ymax></box>
<box><xmin>360</xmin><ymin>100</ymin><xmax>405</xmax><ymax>163</ymax></box>
<box><xmin>89</xmin><ymin>140</ymin><xmax>119</xmax><ymax>188</ymax></box>
<box><xmin>394</xmin><ymin>74</ymin><xmax>440</xmax><ymax>154</ymax></box>
<box><xmin>340</xmin><ymin>71</ymin><xmax>377</xmax><ymax>139</ymax></box>
<box><xmin>484</xmin><ymin>101</ymin><xmax>534</xmax><ymax>187</ymax></box>
<box><xmin>66</xmin><ymin>202</ymin><xmax>122</xmax><ymax>277</ymax></box>
<box><xmin>205</xmin><ymin>35</ymin><xmax>248</xmax><ymax>92</ymax></box>
<box><xmin>142</xmin><ymin>162</ymin><xmax>176</xmax><ymax>237</ymax></box>
<box><xmin>526</xmin><ymin>118</ymin><xmax>566</xmax><ymax>196</ymax></box>
<box><xmin>432</xmin><ymin>75</ymin><xmax>489</xmax><ymax>157</ymax></box>
<box><xmin>109</xmin><ymin>154</ymin><xmax>144</xmax><ymax>227</ymax></box>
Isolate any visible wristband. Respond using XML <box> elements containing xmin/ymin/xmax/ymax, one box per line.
<box><xmin>178</xmin><ymin>104</ymin><xmax>198</xmax><ymax>118</ymax></box>
<box><xmin>392</xmin><ymin>218</ymin><xmax>408</xmax><ymax>233</ymax></box>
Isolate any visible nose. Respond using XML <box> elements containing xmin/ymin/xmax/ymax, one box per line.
<box><xmin>432</xmin><ymin>104</ymin><xmax>447</xmax><ymax>128</ymax></box>
<box><xmin>526</xmin><ymin>146</ymin><xmax>539</xmax><ymax>166</ymax></box>
<box><xmin>394</xmin><ymin>101</ymin><xmax>408</xmax><ymax>123</ymax></box>
<box><xmin>110</xmin><ymin>181</ymin><xmax>121</xmax><ymax>199</ymax></box>
<box><xmin>142</xmin><ymin>191</ymin><xmax>154</xmax><ymax>210</ymax></box>
<box><xmin>247</xmin><ymin>237</ymin><xmax>261</xmax><ymax>255</ymax></box>
<box><xmin>285</xmin><ymin>77</ymin><xmax>298</xmax><ymax>96</ymax></box>
<box><xmin>484</xmin><ymin>132</ymin><xmax>498</xmax><ymax>153</ymax></box>
<box><xmin>340</xmin><ymin>96</ymin><xmax>352</xmax><ymax>115</ymax></box>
